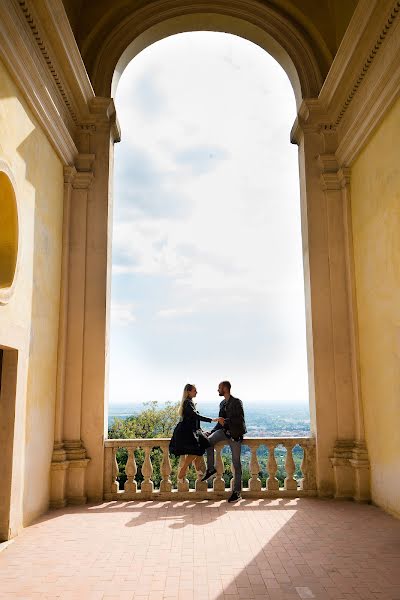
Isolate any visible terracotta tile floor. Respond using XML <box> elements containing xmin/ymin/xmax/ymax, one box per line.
<box><xmin>1</xmin><ymin>498</ymin><xmax>400</xmax><ymax>600</ymax></box>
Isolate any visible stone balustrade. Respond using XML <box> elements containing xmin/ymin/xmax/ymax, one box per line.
<box><xmin>103</xmin><ymin>437</ymin><xmax>317</xmax><ymax>501</ymax></box>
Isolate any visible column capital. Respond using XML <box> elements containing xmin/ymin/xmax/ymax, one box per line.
<box><xmin>338</xmin><ymin>167</ymin><xmax>351</xmax><ymax>189</ymax></box>
<box><xmin>63</xmin><ymin>166</ymin><xmax>77</xmax><ymax>186</ymax></box>
<box><xmin>75</xmin><ymin>153</ymin><xmax>95</xmax><ymax>172</ymax></box>
<box><xmin>78</xmin><ymin>97</ymin><xmax>121</xmax><ymax>143</ymax></box>
<box><xmin>318</xmin><ymin>158</ymin><xmax>351</xmax><ymax>192</ymax></box>
<box><xmin>290</xmin><ymin>99</ymin><xmax>333</xmax><ymax>144</ymax></box>
<box><xmin>64</xmin><ymin>159</ymin><xmax>94</xmax><ymax>189</ymax></box>
<box><xmin>72</xmin><ymin>172</ymin><xmax>94</xmax><ymax>190</ymax></box>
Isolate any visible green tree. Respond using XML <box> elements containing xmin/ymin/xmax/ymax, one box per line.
<box><xmin>108</xmin><ymin>401</ymin><xmax>180</xmax><ymax>489</ymax></box>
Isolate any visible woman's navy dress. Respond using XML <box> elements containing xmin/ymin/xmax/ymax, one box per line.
<box><xmin>169</xmin><ymin>399</ymin><xmax>212</xmax><ymax>456</ymax></box>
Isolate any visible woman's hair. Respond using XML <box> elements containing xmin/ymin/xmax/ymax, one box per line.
<box><xmin>178</xmin><ymin>383</ymin><xmax>195</xmax><ymax>417</ymax></box>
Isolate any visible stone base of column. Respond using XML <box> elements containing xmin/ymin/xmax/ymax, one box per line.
<box><xmin>50</xmin><ymin>443</ymin><xmax>69</xmax><ymax>509</ymax></box>
<box><xmin>330</xmin><ymin>440</ymin><xmax>370</xmax><ymax>501</ymax></box>
<box><xmin>350</xmin><ymin>441</ymin><xmax>370</xmax><ymax>502</ymax></box>
<box><xmin>64</xmin><ymin>441</ymin><xmax>90</xmax><ymax>505</ymax></box>
<box><xmin>331</xmin><ymin>440</ymin><xmax>354</xmax><ymax>499</ymax></box>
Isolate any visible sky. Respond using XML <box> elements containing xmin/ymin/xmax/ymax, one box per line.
<box><xmin>109</xmin><ymin>32</ymin><xmax>309</xmax><ymax>407</ymax></box>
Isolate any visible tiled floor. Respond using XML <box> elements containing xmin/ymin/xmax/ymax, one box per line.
<box><xmin>1</xmin><ymin>498</ymin><xmax>400</xmax><ymax>600</ymax></box>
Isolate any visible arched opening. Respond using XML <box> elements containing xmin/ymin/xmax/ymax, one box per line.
<box><xmin>108</xmin><ymin>31</ymin><xmax>310</xmax><ymax>480</ymax></box>
<box><xmin>91</xmin><ymin>6</ymin><xmax>324</xmax><ymax>102</ymax></box>
<box><xmin>74</xmin><ymin>1</ymin><xmax>352</xmax><ymax>502</ymax></box>
<box><xmin>0</xmin><ymin>167</ymin><xmax>18</xmax><ymax>303</ymax></box>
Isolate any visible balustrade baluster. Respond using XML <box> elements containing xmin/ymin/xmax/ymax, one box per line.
<box><xmin>195</xmin><ymin>456</ymin><xmax>207</xmax><ymax>492</ymax></box>
<box><xmin>284</xmin><ymin>442</ymin><xmax>297</xmax><ymax>490</ymax></box>
<box><xmin>249</xmin><ymin>442</ymin><xmax>262</xmax><ymax>492</ymax></box>
<box><xmin>160</xmin><ymin>444</ymin><xmax>172</xmax><ymax>493</ymax></box>
<box><xmin>177</xmin><ymin>455</ymin><xmax>189</xmax><ymax>492</ymax></box>
<box><xmin>104</xmin><ymin>436</ymin><xmax>316</xmax><ymax>500</ymax></box>
<box><xmin>267</xmin><ymin>443</ymin><xmax>279</xmax><ymax>490</ymax></box>
<box><xmin>299</xmin><ymin>441</ymin><xmax>317</xmax><ymax>491</ymax></box>
<box><xmin>141</xmin><ymin>446</ymin><xmax>154</xmax><ymax>493</ymax></box>
<box><xmin>213</xmin><ymin>443</ymin><xmax>225</xmax><ymax>492</ymax></box>
<box><xmin>124</xmin><ymin>447</ymin><xmax>137</xmax><ymax>493</ymax></box>
<box><xmin>111</xmin><ymin>447</ymin><xmax>119</xmax><ymax>493</ymax></box>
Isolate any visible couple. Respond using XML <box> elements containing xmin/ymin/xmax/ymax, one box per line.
<box><xmin>169</xmin><ymin>381</ymin><xmax>247</xmax><ymax>503</ymax></box>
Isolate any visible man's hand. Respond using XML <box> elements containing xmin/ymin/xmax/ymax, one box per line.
<box><xmin>217</xmin><ymin>417</ymin><xmax>225</xmax><ymax>425</ymax></box>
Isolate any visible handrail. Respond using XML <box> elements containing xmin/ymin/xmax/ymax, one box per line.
<box><xmin>104</xmin><ymin>436</ymin><xmax>316</xmax><ymax>500</ymax></box>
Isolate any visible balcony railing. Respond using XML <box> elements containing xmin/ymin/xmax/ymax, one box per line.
<box><xmin>104</xmin><ymin>437</ymin><xmax>317</xmax><ymax>500</ymax></box>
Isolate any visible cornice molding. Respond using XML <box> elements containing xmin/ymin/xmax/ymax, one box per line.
<box><xmin>333</xmin><ymin>1</ymin><xmax>400</xmax><ymax>128</ymax></box>
<box><xmin>0</xmin><ymin>0</ymin><xmax>100</xmax><ymax>165</ymax></box>
<box><xmin>32</xmin><ymin>0</ymin><xmax>95</xmax><ymax>115</ymax></box>
<box><xmin>0</xmin><ymin>0</ymin><xmax>78</xmax><ymax>164</ymax></box>
<box><xmin>320</xmin><ymin>0</ymin><xmax>400</xmax><ymax>165</ymax></box>
<box><xmin>293</xmin><ymin>0</ymin><xmax>400</xmax><ymax>167</ymax></box>
<box><xmin>17</xmin><ymin>0</ymin><xmax>78</xmax><ymax>126</ymax></box>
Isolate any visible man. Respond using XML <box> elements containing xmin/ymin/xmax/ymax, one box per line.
<box><xmin>202</xmin><ymin>381</ymin><xmax>247</xmax><ymax>503</ymax></box>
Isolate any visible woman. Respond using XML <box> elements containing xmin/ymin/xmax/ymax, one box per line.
<box><xmin>169</xmin><ymin>383</ymin><xmax>222</xmax><ymax>480</ymax></box>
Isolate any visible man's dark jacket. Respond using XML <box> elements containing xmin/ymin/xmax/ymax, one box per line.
<box><xmin>211</xmin><ymin>395</ymin><xmax>247</xmax><ymax>441</ymax></box>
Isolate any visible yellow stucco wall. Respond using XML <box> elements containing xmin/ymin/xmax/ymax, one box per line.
<box><xmin>0</xmin><ymin>58</ymin><xmax>63</xmax><ymax>529</ymax></box>
<box><xmin>351</xmin><ymin>96</ymin><xmax>400</xmax><ymax>518</ymax></box>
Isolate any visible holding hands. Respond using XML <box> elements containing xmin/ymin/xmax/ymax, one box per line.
<box><xmin>205</xmin><ymin>416</ymin><xmax>225</xmax><ymax>436</ymax></box>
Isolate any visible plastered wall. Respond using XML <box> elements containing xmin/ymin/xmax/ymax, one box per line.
<box><xmin>351</xmin><ymin>96</ymin><xmax>400</xmax><ymax>518</ymax></box>
<box><xmin>0</xmin><ymin>58</ymin><xmax>63</xmax><ymax>531</ymax></box>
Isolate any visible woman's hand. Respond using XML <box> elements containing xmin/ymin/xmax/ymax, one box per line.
<box><xmin>211</xmin><ymin>417</ymin><xmax>225</xmax><ymax>424</ymax></box>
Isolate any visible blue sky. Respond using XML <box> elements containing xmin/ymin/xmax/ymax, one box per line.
<box><xmin>109</xmin><ymin>32</ymin><xmax>308</xmax><ymax>406</ymax></box>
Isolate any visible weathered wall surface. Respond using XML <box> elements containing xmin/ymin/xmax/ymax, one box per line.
<box><xmin>351</xmin><ymin>96</ymin><xmax>400</xmax><ymax>518</ymax></box>
<box><xmin>0</xmin><ymin>58</ymin><xmax>63</xmax><ymax>532</ymax></box>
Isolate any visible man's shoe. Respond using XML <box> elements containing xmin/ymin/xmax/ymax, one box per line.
<box><xmin>201</xmin><ymin>468</ymin><xmax>217</xmax><ymax>482</ymax></box>
<box><xmin>228</xmin><ymin>491</ymin><xmax>242</xmax><ymax>503</ymax></box>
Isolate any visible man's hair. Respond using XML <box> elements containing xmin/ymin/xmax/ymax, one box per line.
<box><xmin>220</xmin><ymin>381</ymin><xmax>231</xmax><ymax>391</ymax></box>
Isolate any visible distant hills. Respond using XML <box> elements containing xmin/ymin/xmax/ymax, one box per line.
<box><xmin>108</xmin><ymin>402</ymin><xmax>311</xmax><ymax>438</ymax></box>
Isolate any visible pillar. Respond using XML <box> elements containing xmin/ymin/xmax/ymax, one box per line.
<box><xmin>291</xmin><ymin>100</ymin><xmax>370</xmax><ymax>499</ymax></box>
<box><xmin>50</xmin><ymin>98</ymin><xmax>119</xmax><ymax>507</ymax></box>
<box><xmin>78</xmin><ymin>98</ymin><xmax>120</xmax><ymax>502</ymax></box>
<box><xmin>50</xmin><ymin>166</ymin><xmax>74</xmax><ymax>508</ymax></box>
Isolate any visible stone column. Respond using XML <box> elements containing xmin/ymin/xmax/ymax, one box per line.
<box><xmin>50</xmin><ymin>166</ymin><xmax>74</xmax><ymax>509</ymax></box>
<box><xmin>78</xmin><ymin>98</ymin><xmax>120</xmax><ymax>502</ymax></box>
<box><xmin>61</xmin><ymin>162</ymin><xmax>94</xmax><ymax>504</ymax></box>
<box><xmin>292</xmin><ymin>105</ymin><xmax>337</xmax><ymax>496</ymax></box>
<box><xmin>292</xmin><ymin>101</ymin><xmax>369</xmax><ymax>500</ymax></box>
<box><xmin>337</xmin><ymin>169</ymin><xmax>370</xmax><ymax>501</ymax></box>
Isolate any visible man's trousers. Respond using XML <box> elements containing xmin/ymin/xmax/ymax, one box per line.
<box><xmin>206</xmin><ymin>429</ymin><xmax>242</xmax><ymax>492</ymax></box>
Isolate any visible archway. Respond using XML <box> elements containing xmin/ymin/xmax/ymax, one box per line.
<box><xmin>60</xmin><ymin>1</ymin><xmax>363</xmax><ymax>503</ymax></box>
<box><xmin>88</xmin><ymin>3</ymin><xmax>325</xmax><ymax>102</ymax></box>
<box><xmin>108</xmin><ymin>31</ymin><xmax>309</xmax><ymax>425</ymax></box>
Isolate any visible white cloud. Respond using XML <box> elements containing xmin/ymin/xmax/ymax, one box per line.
<box><xmin>109</xmin><ymin>32</ymin><xmax>309</xmax><ymax>406</ymax></box>
<box><xmin>156</xmin><ymin>307</ymin><xmax>195</xmax><ymax>319</ymax></box>
<box><xmin>110</xmin><ymin>302</ymin><xmax>137</xmax><ymax>324</ymax></box>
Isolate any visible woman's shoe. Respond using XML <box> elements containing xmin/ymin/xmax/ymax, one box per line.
<box><xmin>201</xmin><ymin>468</ymin><xmax>217</xmax><ymax>481</ymax></box>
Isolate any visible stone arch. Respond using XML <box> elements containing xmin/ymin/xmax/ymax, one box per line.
<box><xmin>0</xmin><ymin>162</ymin><xmax>19</xmax><ymax>305</ymax></box>
<box><xmin>58</xmin><ymin>0</ymin><xmax>364</xmax><ymax>505</ymax></box>
<box><xmin>87</xmin><ymin>0</ymin><xmax>326</xmax><ymax>105</ymax></box>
